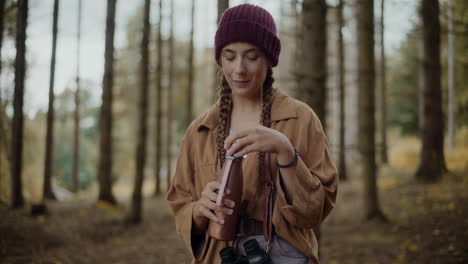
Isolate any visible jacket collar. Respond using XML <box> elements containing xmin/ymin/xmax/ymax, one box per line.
<box><xmin>197</xmin><ymin>88</ymin><xmax>297</xmax><ymax>131</ymax></box>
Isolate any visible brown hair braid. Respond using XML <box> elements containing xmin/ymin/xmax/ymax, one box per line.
<box><xmin>216</xmin><ymin>71</ymin><xmax>232</xmax><ymax>167</ymax></box>
<box><xmin>258</xmin><ymin>68</ymin><xmax>274</xmax><ymax>183</ymax></box>
<box><xmin>216</xmin><ymin>68</ymin><xmax>276</xmax><ymax>179</ymax></box>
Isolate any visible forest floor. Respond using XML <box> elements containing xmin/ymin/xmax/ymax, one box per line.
<box><xmin>1</xmin><ymin>135</ymin><xmax>468</xmax><ymax>263</ymax></box>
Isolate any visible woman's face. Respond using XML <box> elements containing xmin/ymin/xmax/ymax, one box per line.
<box><xmin>220</xmin><ymin>42</ymin><xmax>271</xmax><ymax>98</ymax></box>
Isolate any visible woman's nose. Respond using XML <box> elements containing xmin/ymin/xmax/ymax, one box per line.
<box><xmin>233</xmin><ymin>58</ymin><xmax>247</xmax><ymax>74</ymax></box>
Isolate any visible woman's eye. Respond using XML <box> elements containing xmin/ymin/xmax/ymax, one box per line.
<box><xmin>224</xmin><ymin>56</ymin><xmax>235</xmax><ymax>61</ymax></box>
<box><xmin>247</xmin><ymin>56</ymin><xmax>259</xmax><ymax>61</ymax></box>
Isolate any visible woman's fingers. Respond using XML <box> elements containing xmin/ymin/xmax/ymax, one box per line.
<box><xmin>232</xmin><ymin>143</ymin><xmax>257</xmax><ymax>158</ymax></box>
<box><xmin>202</xmin><ymin>197</ymin><xmax>233</xmax><ymax>215</ymax></box>
<box><xmin>198</xmin><ymin>197</ymin><xmax>233</xmax><ymax>221</ymax></box>
<box><xmin>224</xmin><ymin>126</ymin><xmax>280</xmax><ymax>156</ymax></box>
<box><xmin>226</xmin><ymin>136</ymin><xmax>248</xmax><ymax>156</ymax></box>
<box><xmin>224</xmin><ymin>129</ymin><xmax>250</xmax><ymax>149</ymax></box>
<box><xmin>201</xmin><ymin>181</ymin><xmax>221</xmax><ymax>201</ymax></box>
<box><xmin>224</xmin><ymin>127</ymin><xmax>259</xmax><ymax>150</ymax></box>
<box><xmin>224</xmin><ymin>199</ymin><xmax>235</xmax><ymax>208</ymax></box>
<box><xmin>200</xmin><ymin>206</ymin><xmax>224</xmax><ymax>224</ymax></box>
<box><xmin>196</xmin><ymin>181</ymin><xmax>236</xmax><ymax>224</ymax></box>
<box><xmin>202</xmin><ymin>187</ymin><xmax>219</xmax><ymax>203</ymax></box>
<box><xmin>207</xmin><ymin>181</ymin><xmax>221</xmax><ymax>192</ymax></box>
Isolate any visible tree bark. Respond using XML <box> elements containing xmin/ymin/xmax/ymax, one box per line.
<box><xmin>72</xmin><ymin>0</ymin><xmax>82</xmax><ymax>193</ymax></box>
<box><xmin>418</xmin><ymin>32</ymin><xmax>424</xmax><ymax>135</ymax></box>
<box><xmin>166</xmin><ymin>0</ymin><xmax>175</xmax><ymax>191</ymax></box>
<box><xmin>154</xmin><ymin>0</ymin><xmax>163</xmax><ymax>196</ymax></box>
<box><xmin>297</xmin><ymin>0</ymin><xmax>327</xmax><ymax>248</ymax></box>
<box><xmin>356</xmin><ymin>0</ymin><xmax>385</xmax><ymax>220</ymax></box>
<box><xmin>130</xmin><ymin>0</ymin><xmax>151</xmax><ymax>223</ymax></box>
<box><xmin>217</xmin><ymin>0</ymin><xmax>229</xmax><ymax>23</ymax></box>
<box><xmin>97</xmin><ymin>0</ymin><xmax>117</xmax><ymax>204</ymax></box>
<box><xmin>447</xmin><ymin>0</ymin><xmax>455</xmax><ymax>151</ymax></box>
<box><xmin>379</xmin><ymin>0</ymin><xmax>388</xmax><ymax>164</ymax></box>
<box><xmin>0</xmin><ymin>0</ymin><xmax>9</xmax><ymax>185</ymax></box>
<box><xmin>0</xmin><ymin>0</ymin><xmax>5</xmax><ymax>101</ymax></box>
<box><xmin>186</xmin><ymin>0</ymin><xmax>195</xmax><ymax>129</ymax></box>
<box><xmin>11</xmin><ymin>0</ymin><xmax>28</xmax><ymax>209</ymax></box>
<box><xmin>337</xmin><ymin>0</ymin><xmax>347</xmax><ymax>181</ymax></box>
<box><xmin>43</xmin><ymin>0</ymin><xmax>60</xmax><ymax>200</ymax></box>
<box><xmin>212</xmin><ymin>0</ymin><xmax>229</xmax><ymax>103</ymax></box>
<box><xmin>297</xmin><ymin>0</ymin><xmax>327</xmax><ymax>126</ymax></box>
<box><xmin>415</xmin><ymin>0</ymin><xmax>447</xmax><ymax>181</ymax></box>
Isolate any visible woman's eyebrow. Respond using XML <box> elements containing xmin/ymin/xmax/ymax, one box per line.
<box><xmin>222</xmin><ymin>48</ymin><xmax>258</xmax><ymax>54</ymax></box>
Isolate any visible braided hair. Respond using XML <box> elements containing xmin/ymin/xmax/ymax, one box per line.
<box><xmin>216</xmin><ymin>68</ymin><xmax>275</xmax><ymax>181</ymax></box>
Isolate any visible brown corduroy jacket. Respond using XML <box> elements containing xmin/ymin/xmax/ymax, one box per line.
<box><xmin>166</xmin><ymin>88</ymin><xmax>338</xmax><ymax>264</ymax></box>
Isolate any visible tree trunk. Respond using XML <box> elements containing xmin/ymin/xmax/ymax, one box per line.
<box><xmin>292</xmin><ymin>0</ymin><xmax>299</xmax><ymax>95</ymax></box>
<box><xmin>298</xmin><ymin>0</ymin><xmax>327</xmax><ymax>249</ymax></box>
<box><xmin>0</xmin><ymin>0</ymin><xmax>5</xmax><ymax>101</ymax></box>
<box><xmin>186</xmin><ymin>0</ymin><xmax>195</xmax><ymax>129</ymax></box>
<box><xmin>154</xmin><ymin>0</ymin><xmax>163</xmax><ymax>196</ymax></box>
<box><xmin>447</xmin><ymin>0</ymin><xmax>455</xmax><ymax>151</ymax></box>
<box><xmin>166</xmin><ymin>0</ymin><xmax>174</xmax><ymax>191</ymax></box>
<box><xmin>97</xmin><ymin>0</ymin><xmax>117</xmax><ymax>204</ymax></box>
<box><xmin>356</xmin><ymin>0</ymin><xmax>385</xmax><ymax>220</ymax></box>
<box><xmin>72</xmin><ymin>0</ymin><xmax>82</xmax><ymax>193</ymax></box>
<box><xmin>43</xmin><ymin>0</ymin><xmax>59</xmax><ymax>200</ymax></box>
<box><xmin>11</xmin><ymin>0</ymin><xmax>28</xmax><ymax>209</ymax></box>
<box><xmin>217</xmin><ymin>0</ymin><xmax>229</xmax><ymax>24</ymax></box>
<box><xmin>337</xmin><ymin>0</ymin><xmax>347</xmax><ymax>181</ymax></box>
<box><xmin>212</xmin><ymin>0</ymin><xmax>229</xmax><ymax>103</ymax></box>
<box><xmin>130</xmin><ymin>0</ymin><xmax>151</xmax><ymax>223</ymax></box>
<box><xmin>0</xmin><ymin>0</ymin><xmax>9</xmax><ymax>186</ymax></box>
<box><xmin>415</xmin><ymin>0</ymin><xmax>447</xmax><ymax>181</ymax></box>
<box><xmin>418</xmin><ymin>32</ymin><xmax>424</xmax><ymax>135</ymax></box>
<box><xmin>297</xmin><ymin>0</ymin><xmax>327</xmax><ymax>126</ymax></box>
<box><xmin>379</xmin><ymin>0</ymin><xmax>388</xmax><ymax>164</ymax></box>
<box><xmin>73</xmin><ymin>77</ymin><xmax>80</xmax><ymax>193</ymax></box>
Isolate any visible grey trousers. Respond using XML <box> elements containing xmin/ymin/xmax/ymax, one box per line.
<box><xmin>234</xmin><ymin>235</ymin><xmax>309</xmax><ymax>264</ymax></box>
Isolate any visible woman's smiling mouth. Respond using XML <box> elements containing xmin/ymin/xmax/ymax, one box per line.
<box><xmin>233</xmin><ymin>80</ymin><xmax>251</xmax><ymax>87</ymax></box>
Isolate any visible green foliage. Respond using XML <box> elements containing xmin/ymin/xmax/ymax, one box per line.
<box><xmin>112</xmin><ymin>4</ymin><xmax>193</xmax><ymax>179</ymax></box>
<box><xmin>388</xmin><ymin>28</ymin><xmax>420</xmax><ymax>135</ymax></box>
<box><xmin>3</xmin><ymin>0</ymin><xmax>18</xmax><ymax>40</ymax></box>
<box><xmin>388</xmin><ymin>0</ymin><xmax>468</xmax><ymax>135</ymax></box>
<box><xmin>440</xmin><ymin>0</ymin><xmax>468</xmax><ymax>127</ymax></box>
<box><xmin>53</xmin><ymin>85</ymin><xmax>98</xmax><ymax>190</ymax></box>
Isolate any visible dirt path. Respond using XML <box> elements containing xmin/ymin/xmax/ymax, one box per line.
<box><xmin>1</xmin><ymin>197</ymin><xmax>191</xmax><ymax>264</ymax></box>
<box><xmin>1</xmin><ymin>168</ymin><xmax>467</xmax><ymax>264</ymax></box>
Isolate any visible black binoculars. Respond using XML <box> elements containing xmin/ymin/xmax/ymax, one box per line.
<box><xmin>220</xmin><ymin>239</ymin><xmax>272</xmax><ymax>264</ymax></box>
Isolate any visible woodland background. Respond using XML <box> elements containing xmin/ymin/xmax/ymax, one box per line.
<box><xmin>0</xmin><ymin>0</ymin><xmax>467</xmax><ymax>263</ymax></box>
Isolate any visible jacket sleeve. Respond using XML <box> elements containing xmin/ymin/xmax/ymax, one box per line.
<box><xmin>166</xmin><ymin>128</ymin><xmax>209</xmax><ymax>261</ymax></box>
<box><xmin>274</xmin><ymin>109</ymin><xmax>338</xmax><ymax>229</ymax></box>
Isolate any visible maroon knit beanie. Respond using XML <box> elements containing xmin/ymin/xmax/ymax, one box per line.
<box><xmin>215</xmin><ymin>4</ymin><xmax>281</xmax><ymax>67</ymax></box>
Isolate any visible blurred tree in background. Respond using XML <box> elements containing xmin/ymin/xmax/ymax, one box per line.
<box><xmin>53</xmin><ymin>83</ymin><xmax>99</xmax><ymax>191</ymax></box>
<box><xmin>388</xmin><ymin>27</ymin><xmax>420</xmax><ymax>135</ymax></box>
<box><xmin>10</xmin><ymin>0</ymin><xmax>28</xmax><ymax>208</ymax></box>
<box><xmin>388</xmin><ymin>0</ymin><xmax>468</xmax><ymax>136</ymax></box>
<box><xmin>97</xmin><ymin>0</ymin><xmax>117</xmax><ymax>204</ymax></box>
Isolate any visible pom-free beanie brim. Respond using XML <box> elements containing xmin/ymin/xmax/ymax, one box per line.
<box><xmin>214</xmin><ymin>4</ymin><xmax>281</xmax><ymax>67</ymax></box>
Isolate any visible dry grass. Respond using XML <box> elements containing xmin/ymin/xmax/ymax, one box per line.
<box><xmin>389</xmin><ymin>127</ymin><xmax>468</xmax><ymax>172</ymax></box>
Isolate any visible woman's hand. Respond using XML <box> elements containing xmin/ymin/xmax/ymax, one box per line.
<box><xmin>193</xmin><ymin>181</ymin><xmax>235</xmax><ymax>233</ymax></box>
<box><xmin>224</xmin><ymin>125</ymin><xmax>295</xmax><ymax>164</ymax></box>
<box><xmin>225</xmin><ymin>125</ymin><xmax>297</xmax><ymax>204</ymax></box>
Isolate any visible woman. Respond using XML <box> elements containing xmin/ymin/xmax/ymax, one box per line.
<box><xmin>167</xmin><ymin>4</ymin><xmax>338</xmax><ymax>264</ymax></box>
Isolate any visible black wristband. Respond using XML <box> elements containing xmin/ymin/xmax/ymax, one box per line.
<box><xmin>276</xmin><ymin>149</ymin><xmax>298</xmax><ymax>168</ymax></box>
